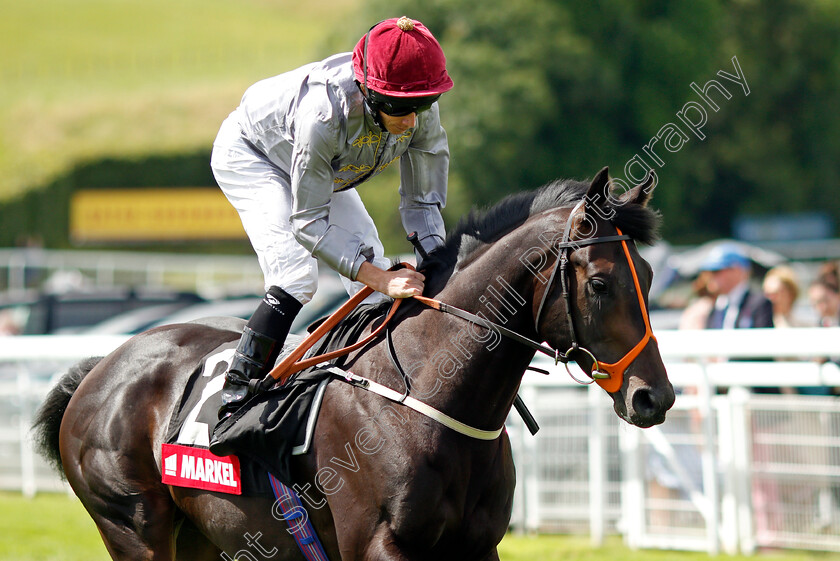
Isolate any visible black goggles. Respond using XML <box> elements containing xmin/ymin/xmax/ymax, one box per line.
<box><xmin>367</xmin><ymin>90</ymin><xmax>441</xmax><ymax>117</ymax></box>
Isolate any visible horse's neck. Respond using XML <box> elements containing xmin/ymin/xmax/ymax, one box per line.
<box><xmin>404</xmin><ymin>225</ymin><xmax>548</xmax><ymax>430</ymax></box>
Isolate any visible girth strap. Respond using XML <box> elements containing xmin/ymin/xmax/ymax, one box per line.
<box><xmin>327</xmin><ymin>366</ymin><xmax>504</xmax><ymax>440</ymax></box>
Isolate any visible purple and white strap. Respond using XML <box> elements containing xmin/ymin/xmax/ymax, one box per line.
<box><xmin>268</xmin><ymin>473</ymin><xmax>330</xmax><ymax>561</ymax></box>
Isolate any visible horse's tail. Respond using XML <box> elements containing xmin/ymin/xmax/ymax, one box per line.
<box><xmin>31</xmin><ymin>356</ymin><xmax>103</xmax><ymax>478</ymax></box>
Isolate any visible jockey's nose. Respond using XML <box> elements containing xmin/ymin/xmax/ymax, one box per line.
<box><xmin>401</xmin><ymin>113</ymin><xmax>416</xmax><ymax>128</ymax></box>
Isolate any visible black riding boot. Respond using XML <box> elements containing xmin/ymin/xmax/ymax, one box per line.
<box><xmin>217</xmin><ymin>286</ymin><xmax>302</xmax><ymax>419</ymax></box>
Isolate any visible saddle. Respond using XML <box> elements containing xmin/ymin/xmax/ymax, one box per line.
<box><xmin>163</xmin><ymin>302</ymin><xmax>392</xmax><ymax>492</ymax></box>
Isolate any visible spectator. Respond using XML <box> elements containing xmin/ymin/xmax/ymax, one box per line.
<box><xmin>762</xmin><ymin>265</ymin><xmax>801</xmax><ymax>328</ymax></box>
<box><xmin>809</xmin><ymin>262</ymin><xmax>840</xmax><ymax>327</ymax></box>
<box><xmin>0</xmin><ymin>310</ymin><xmax>21</xmax><ymax>336</ymax></box>
<box><xmin>701</xmin><ymin>243</ymin><xmax>775</xmax><ymax>392</ymax></box>
<box><xmin>805</xmin><ymin>262</ymin><xmax>840</xmax><ymax>524</ymax></box>
<box><xmin>765</xmin><ymin>266</ymin><xmax>829</xmax><ymax>396</ymax></box>
<box><xmin>700</xmin><ymin>244</ymin><xmax>779</xmax><ymax>537</ymax></box>
<box><xmin>679</xmin><ymin>271</ymin><xmax>717</xmax><ymax>330</ymax></box>
<box><xmin>808</xmin><ymin>262</ymin><xmax>840</xmax><ymax>394</ymax></box>
<box><xmin>701</xmin><ymin>243</ymin><xmax>773</xmax><ymax>330</ymax></box>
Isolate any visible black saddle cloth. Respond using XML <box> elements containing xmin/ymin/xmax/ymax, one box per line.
<box><xmin>169</xmin><ymin>302</ymin><xmax>391</xmax><ymax>486</ymax></box>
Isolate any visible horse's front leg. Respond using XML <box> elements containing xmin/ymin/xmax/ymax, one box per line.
<box><xmin>355</xmin><ymin>524</ymin><xmax>408</xmax><ymax>561</ymax></box>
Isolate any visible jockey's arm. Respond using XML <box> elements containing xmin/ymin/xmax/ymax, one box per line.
<box><xmin>289</xmin><ymin>116</ymin><xmax>427</xmax><ymax>299</ymax></box>
<box><xmin>399</xmin><ymin>103</ymin><xmax>449</xmax><ymax>259</ymax></box>
<box><xmin>288</xmin><ymin>114</ymin><xmax>374</xmax><ymax>280</ymax></box>
<box><xmin>356</xmin><ymin>108</ymin><xmax>448</xmax><ymax>298</ymax></box>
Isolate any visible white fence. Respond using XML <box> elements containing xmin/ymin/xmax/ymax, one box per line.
<box><xmin>2</xmin><ymin>328</ymin><xmax>839</xmax><ymax>554</ymax></box>
<box><xmin>509</xmin><ymin>328</ymin><xmax>840</xmax><ymax>554</ymax></box>
<box><xmin>0</xmin><ymin>248</ymin><xmax>263</xmax><ymax>296</ymax></box>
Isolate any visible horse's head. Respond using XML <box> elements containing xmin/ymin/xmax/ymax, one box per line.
<box><xmin>535</xmin><ymin>167</ymin><xmax>674</xmax><ymax>427</ymax></box>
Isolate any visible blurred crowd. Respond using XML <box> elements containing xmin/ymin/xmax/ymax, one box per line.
<box><xmin>675</xmin><ymin>243</ymin><xmax>839</xmax><ymax>397</ymax></box>
<box><xmin>679</xmin><ymin>243</ymin><xmax>839</xmax><ymax>331</ymax></box>
<box><xmin>649</xmin><ymin>244</ymin><xmax>840</xmax><ymax>536</ymax></box>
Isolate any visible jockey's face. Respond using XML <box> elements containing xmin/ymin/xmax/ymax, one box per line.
<box><xmin>378</xmin><ymin>111</ymin><xmax>416</xmax><ymax>135</ymax></box>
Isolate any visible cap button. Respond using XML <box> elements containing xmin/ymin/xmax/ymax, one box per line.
<box><xmin>396</xmin><ymin>16</ymin><xmax>415</xmax><ymax>31</ymax></box>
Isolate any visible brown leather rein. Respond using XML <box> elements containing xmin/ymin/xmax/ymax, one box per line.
<box><xmin>260</xmin><ymin>264</ymin><xmax>558</xmax><ymax>390</ymax></box>
<box><xmin>263</xmin><ymin>283</ymin><xmax>403</xmax><ymax>386</ymax></box>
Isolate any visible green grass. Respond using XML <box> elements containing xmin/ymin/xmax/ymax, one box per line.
<box><xmin>0</xmin><ymin>0</ymin><xmax>471</xmax><ymax>254</ymax></box>
<box><xmin>0</xmin><ymin>492</ymin><xmax>109</xmax><ymax>560</ymax></box>
<box><xmin>0</xmin><ymin>0</ymin><xmax>359</xmax><ymax>203</ymax></box>
<box><xmin>0</xmin><ymin>0</ymin><xmax>467</xmax><ymax>253</ymax></box>
<box><xmin>3</xmin><ymin>492</ymin><xmax>840</xmax><ymax>561</ymax></box>
<box><xmin>498</xmin><ymin>535</ymin><xmax>840</xmax><ymax>561</ymax></box>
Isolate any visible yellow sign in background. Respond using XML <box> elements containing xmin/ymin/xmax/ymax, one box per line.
<box><xmin>70</xmin><ymin>188</ymin><xmax>246</xmax><ymax>242</ymax></box>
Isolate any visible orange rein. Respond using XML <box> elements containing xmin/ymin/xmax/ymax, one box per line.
<box><xmin>265</xmin><ymin>284</ymin><xmax>405</xmax><ymax>385</ymax></box>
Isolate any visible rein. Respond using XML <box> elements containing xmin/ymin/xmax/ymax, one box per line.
<box><xmin>264</xmin><ymin>218</ymin><xmax>654</xmax><ymax>393</ymax></box>
<box><xmin>260</xmin><ymin>202</ymin><xmax>655</xmax><ymax>437</ymax></box>
<box><xmin>262</xmin><ymin>270</ymin><xmax>560</xmax><ymax>390</ymax></box>
<box><xmin>263</xmin><ymin>284</ymin><xmax>402</xmax><ymax>386</ymax></box>
<box><xmin>412</xmin><ymin>295</ymin><xmax>558</xmax><ymax>360</ymax></box>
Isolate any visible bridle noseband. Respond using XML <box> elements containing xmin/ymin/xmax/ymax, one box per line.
<box><xmin>534</xmin><ymin>200</ymin><xmax>656</xmax><ymax>392</ymax></box>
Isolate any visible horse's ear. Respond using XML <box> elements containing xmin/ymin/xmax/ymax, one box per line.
<box><xmin>584</xmin><ymin>167</ymin><xmax>611</xmax><ymax>213</ymax></box>
<box><xmin>618</xmin><ymin>171</ymin><xmax>657</xmax><ymax>208</ymax></box>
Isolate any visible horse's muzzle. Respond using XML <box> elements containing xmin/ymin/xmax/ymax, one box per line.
<box><xmin>627</xmin><ymin>382</ymin><xmax>675</xmax><ymax>428</ymax></box>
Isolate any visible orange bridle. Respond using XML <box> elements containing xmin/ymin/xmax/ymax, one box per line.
<box><xmin>587</xmin><ymin>228</ymin><xmax>656</xmax><ymax>392</ymax></box>
<box><xmin>533</xmin><ymin>200</ymin><xmax>656</xmax><ymax>392</ymax></box>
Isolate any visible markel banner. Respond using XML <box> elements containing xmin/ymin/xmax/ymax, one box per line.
<box><xmin>161</xmin><ymin>443</ymin><xmax>242</xmax><ymax>494</ymax></box>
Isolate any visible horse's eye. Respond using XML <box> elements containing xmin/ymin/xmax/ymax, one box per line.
<box><xmin>590</xmin><ymin>278</ymin><xmax>609</xmax><ymax>295</ymax></box>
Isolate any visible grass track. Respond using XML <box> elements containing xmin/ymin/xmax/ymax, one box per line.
<box><xmin>2</xmin><ymin>492</ymin><xmax>839</xmax><ymax>561</ymax></box>
<box><xmin>0</xmin><ymin>492</ymin><xmax>108</xmax><ymax>560</ymax></box>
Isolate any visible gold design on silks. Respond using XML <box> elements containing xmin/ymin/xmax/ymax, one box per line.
<box><xmin>338</xmin><ymin>164</ymin><xmax>373</xmax><ymax>174</ymax></box>
<box><xmin>377</xmin><ymin>156</ymin><xmax>400</xmax><ymax>173</ymax></box>
<box><xmin>333</xmin><ymin>164</ymin><xmax>374</xmax><ymax>187</ymax></box>
<box><xmin>352</xmin><ymin>132</ymin><xmax>382</xmax><ymax>148</ymax></box>
<box><xmin>395</xmin><ymin>130</ymin><xmax>412</xmax><ymax>143</ymax></box>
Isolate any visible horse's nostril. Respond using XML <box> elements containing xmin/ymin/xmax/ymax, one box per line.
<box><xmin>632</xmin><ymin>388</ymin><xmax>657</xmax><ymax>417</ymax></box>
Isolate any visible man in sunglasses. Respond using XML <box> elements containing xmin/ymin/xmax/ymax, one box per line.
<box><xmin>210</xmin><ymin>16</ymin><xmax>453</xmax><ymax>418</ymax></box>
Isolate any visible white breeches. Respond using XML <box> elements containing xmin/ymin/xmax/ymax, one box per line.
<box><xmin>211</xmin><ymin>115</ymin><xmax>390</xmax><ymax>305</ymax></box>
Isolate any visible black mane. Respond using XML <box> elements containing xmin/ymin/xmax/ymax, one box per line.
<box><xmin>422</xmin><ymin>177</ymin><xmax>660</xmax><ymax>285</ymax></box>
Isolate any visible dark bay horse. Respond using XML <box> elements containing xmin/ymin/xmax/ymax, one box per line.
<box><xmin>34</xmin><ymin>167</ymin><xmax>674</xmax><ymax>561</ymax></box>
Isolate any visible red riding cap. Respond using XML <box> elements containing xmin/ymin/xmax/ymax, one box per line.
<box><xmin>353</xmin><ymin>17</ymin><xmax>454</xmax><ymax>98</ymax></box>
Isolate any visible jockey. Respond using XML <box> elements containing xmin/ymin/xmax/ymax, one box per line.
<box><xmin>211</xmin><ymin>17</ymin><xmax>453</xmax><ymax>418</ymax></box>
